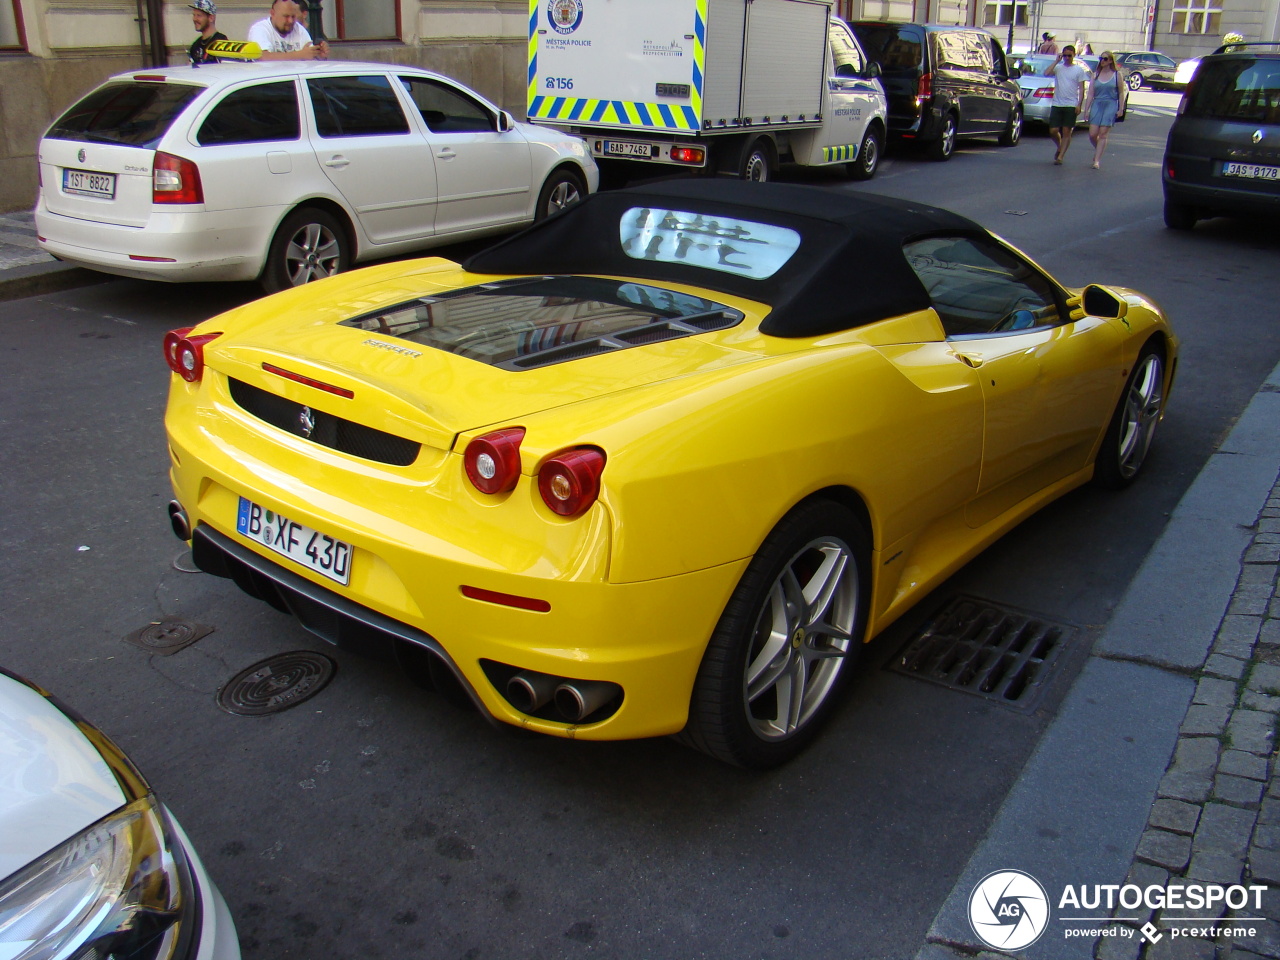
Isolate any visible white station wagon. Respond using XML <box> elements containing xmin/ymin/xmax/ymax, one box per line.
<box><xmin>35</xmin><ymin>62</ymin><xmax>598</xmax><ymax>291</ymax></box>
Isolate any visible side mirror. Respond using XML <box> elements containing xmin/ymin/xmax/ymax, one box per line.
<box><xmin>498</xmin><ymin>111</ymin><xmax>514</xmax><ymax>132</ymax></box>
<box><xmin>1008</xmin><ymin>65</ymin><xmax>1021</xmax><ymax>79</ymax></box>
<box><xmin>1082</xmin><ymin>284</ymin><xmax>1129</xmax><ymax>320</ymax></box>
<box><xmin>865</xmin><ymin>61</ymin><xmax>882</xmax><ymax>79</ymax></box>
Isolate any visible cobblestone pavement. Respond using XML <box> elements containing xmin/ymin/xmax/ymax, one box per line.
<box><xmin>1090</xmin><ymin>474</ymin><xmax>1280</xmax><ymax>960</ymax></box>
<box><xmin>0</xmin><ymin>211</ymin><xmax>52</xmax><ymax>270</ymax></box>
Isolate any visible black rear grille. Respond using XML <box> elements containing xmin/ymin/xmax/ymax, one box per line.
<box><xmin>887</xmin><ymin>595</ymin><xmax>1075</xmax><ymax>711</ymax></box>
<box><xmin>228</xmin><ymin>378</ymin><xmax>420</xmax><ymax>467</ymax></box>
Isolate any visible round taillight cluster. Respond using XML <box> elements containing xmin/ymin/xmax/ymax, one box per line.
<box><xmin>464</xmin><ymin>427</ymin><xmax>525</xmax><ymax>494</ymax></box>
<box><xmin>463</xmin><ymin>429</ymin><xmax>606</xmax><ymax>518</ymax></box>
<box><xmin>163</xmin><ymin>327</ymin><xmax>221</xmax><ymax>383</ymax></box>
<box><xmin>537</xmin><ymin>447</ymin><xmax>606</xmax><ymax>517</ymax></box>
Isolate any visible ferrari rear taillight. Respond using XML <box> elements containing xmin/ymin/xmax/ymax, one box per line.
<box><xmin>164</xmin><ymin>327</ymin><xmax>220</xmax><ymax>382</ymax></box>
<box><xmin>538</xmin><ymin>448</ymin><xmax>606</xmax><ymax>517</ymax></box>
<box><xmin>153</xmin><ymin>151</ymin><xmax>203</xmax><ymax>204</ymax></box>
<box><xmin>465</xmin><ymin>428</ymin><xmax>525</xmax><ymax>495</ymax></box>
<box><xmin>916</xmin><ymin>72</ymin><xmax>932</xmax><ymax>105</ymax></box>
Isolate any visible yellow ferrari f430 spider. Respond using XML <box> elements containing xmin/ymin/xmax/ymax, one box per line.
<box><xmin>164</xmin><ymin>180</ymin><xmax>1177</xmax><ymax>767</ymax></box>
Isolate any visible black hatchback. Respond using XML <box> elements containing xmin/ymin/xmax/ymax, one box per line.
<box><xmin>847</xmin><ymin>21</ymin><xmax>1023</xmax><ymax>160</ymax></box>
<box><xmin>1162</xmin><ymin>43</ymin><xmax>1280</xmax><ymax>229</ymax></box>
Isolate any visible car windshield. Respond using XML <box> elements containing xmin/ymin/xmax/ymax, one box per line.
<box><xmin>339</xmin><ymin>276</ymin><xmax>744</xmax><ymax>370</ymax></box>
<box><xmin>1183</xmin><ymin>59</ymin><xmax>1280</xmax><ymax>122</ymax></box>
<box><xmin>46</xmin><ymin>81</ymin><xmax>203</xmax><ymax>148</ymax></box>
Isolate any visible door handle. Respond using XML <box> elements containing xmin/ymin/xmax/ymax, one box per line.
<box><xmin>436</xmin><ymin>148</ymin><xmax>456</xmax><ymax>160</ymax></box>
<box><xmin>953</xmin><ymin>351</ymin><xmax>985</xmax><ymax>368</ymax></box>
<box><xmin>324</xmin><ymin>156</ymin><xmax>350</xmax><ymax>168</ymax></box>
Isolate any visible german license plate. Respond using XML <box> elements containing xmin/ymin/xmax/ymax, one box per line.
<box><xmin>604</xmin><ymin>140</ymin><xmax>656</xmax><ymax>158</ymax></box>
<box><xmin>236</xmin><ymin>497</ymin><xmax>352</xmax><ymax>585</ymax></box>
<box><xmin>63</xmin><ymin>169</ymin><xmax>117</xmax><ymax>199</ymax></box>
<box><xmin>1224</xmin><ymin>162</ymin><xmax>1280</xmax><ymax>180</ymax></box>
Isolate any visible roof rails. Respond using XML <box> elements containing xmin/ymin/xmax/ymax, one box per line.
<box><xmin>1211</xmin><ymin>41</ymin><xmax>1280</xmax><ymax>54</ymax></box>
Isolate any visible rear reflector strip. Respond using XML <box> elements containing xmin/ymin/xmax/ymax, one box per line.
<box><xmin>262</xmin><ymin>362</ymin><xmax>355</xmax><ymax>399</ymax></box>
<box><xmin>460</xmin><ymin>586</ymin><xmax>551</xmax><ymax>612</ymax></box>
<box><xmin>130</xmin><ymin>255</ymin><xmax>177</xmax><ymax>262</ymax></box>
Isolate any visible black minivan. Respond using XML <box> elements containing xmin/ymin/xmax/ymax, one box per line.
<box><xmin>847</xmin><ymin>21</ymin><xmax>1023</xmax><ymax>160</ymax></box>
<box><xmin>1163</xmin><ymin>42</ymin><xmax>1280</xmax><ymax>229</ymax></box>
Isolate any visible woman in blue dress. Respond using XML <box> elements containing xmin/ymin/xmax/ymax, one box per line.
<box><xmin>1082</xmin><ymin>52</ymin><xmax>1126</xmax><ymax>169</ymax></box>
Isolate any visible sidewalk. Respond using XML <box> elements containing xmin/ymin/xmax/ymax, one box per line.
<box><xmin>0</xmin><ymin>210</ymin><xmax>109</xmax><ymax>301</ymax></box>
<box><xmin>918</xmin><ymin>362</ymin><xmax>1280</xmax><ymax>960</ymax></box>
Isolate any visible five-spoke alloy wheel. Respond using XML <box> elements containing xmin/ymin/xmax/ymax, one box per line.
<box><xmin>1094</xmin><ymin>344</ymin><xmax>1166</xmax><ymax>489</ymax></box>
<box><xmin>261</xmin><ymin>208</ymin><xmax>349</xmax><ymax>294</ymax></box>
<box><xmin>681</xmin><ymin>501</ymin><xmax>869</xmax><ymax>768</ymax></box>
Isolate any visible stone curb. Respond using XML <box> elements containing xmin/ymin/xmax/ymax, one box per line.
<box><xmin>0</xmin><ymin>260</ymin><xmax>110</xmax><ymax>303</ymax></box>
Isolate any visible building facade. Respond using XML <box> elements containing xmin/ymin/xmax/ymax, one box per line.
<box><xmin>1</xmin><ymin>0</ymin><xmax>1277</xmax><ymax>211</ymax></box>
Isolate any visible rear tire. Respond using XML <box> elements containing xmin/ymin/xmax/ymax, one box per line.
<box><xmin>928</xmin><ymin>113</ymin><xmax>958</xmax><ymax>161</ymax></box>
<box><xmin>740</xmin><ymin>137</ymin><xmax>776</xmax><ymax>181</ymax></box>
<box><xmin>847</xmin><ymin>126</ymin><xmax>882</xmax><ymax>181</ymax></box>
<box><xmin>1163</xmin><ymin>197</ymin><xmax>1198</xmax><ymax>230</ymax></box>
<box><xmin>260</xmin><ymin>208</ymin><xmax>349</xmax><ymax>295</ymax></box>
<box><xmin>998</xmin><ymin>107</ymin><xmax>1023</xmax><ymax>147</ymax></box>
<box><xmin>679</xmin><ymin>500</ymin><xmax>870</xmax><ymax>768</ymax></box>
<box><xmin>1127</xmin><ymin>72</ymin><xmax>1144</xmax><ymax>91</ymax></box>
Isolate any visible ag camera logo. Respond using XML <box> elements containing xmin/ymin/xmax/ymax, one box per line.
<box><xmin>968</xmin><ymin>869</ymin><xmax>1050</xmax><ymax>951</ymax></box>
<box><xmin>547</xmin><ymin>0</ymin><xmax>583</xmax><ymax>35</ymax></box>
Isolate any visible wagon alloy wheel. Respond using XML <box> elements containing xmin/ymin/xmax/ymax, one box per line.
<box><xmin>535</xmin><ymin>168</ymin><xmax>586</xmax><ymax>221</ymax></box>
<box><xmin>1094</xmin><ymin>345</ymin><xmax>1166</xmax><ymax>489</ymax></box>
<box><xmin>679</xmin><ymin>501</ymin><xmax>870</xmax><ymax>768</ymax></box>
<box><xmin>1127</xmin><ymin>71</ymin><xmax>1144</xmax><ymax>90</ymax></box>
<box><xmin>744</xmin><ymin>538</ymin><xmax>858</xmax><ymax>740</ymax></box>
<box><xmin>285</xmin><ymin>223</ymin><xmax>342</xmax><ymax>285</ymax></box>
<box><xmin>261</xmin><ymin>208</ymin><xmax>350</xmax><ymax>294</ymax></box>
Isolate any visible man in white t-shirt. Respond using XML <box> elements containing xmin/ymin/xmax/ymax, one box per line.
<box><xmin>1045</xmin><ymin>45</ymin><xmax>1090</xmax><ymax>164</ymax></box>
<box><xmin>247</xmin><ymin>0</ymin><xmax>327</xmax><ymax>60</ymax></box>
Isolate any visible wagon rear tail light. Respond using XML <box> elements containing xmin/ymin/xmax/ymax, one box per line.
<box><xmin>164</xmin><ymin>327</ymin><xmax>221</xmax><ymax>382</ymax></box>
<box><xmin>538</xmin><ymin>447</ymin><xmax>605</xmax><ymax>517</ymax></box>
<box><xmin>153</xmin><ymin>151</ymin><xmax>203</xmax><ymax>204</ymax></box>
<box><xmin>916</xmin><ymin>72</ymin><xmax>932</xmax><ymax>105</ymax></box>
<box><xmin>465</xmin><ymin>427</ymin><xmax>525</xmax><ymax>495</ymax></box>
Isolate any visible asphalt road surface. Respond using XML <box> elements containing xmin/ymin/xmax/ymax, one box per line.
<box><xmin>3</xmin><ymin>92</ymin><xmax>1279</xmax><ymax>960</ymax></box>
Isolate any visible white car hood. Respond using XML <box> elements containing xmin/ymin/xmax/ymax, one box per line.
<box><xmin>0</xmin><ymin>674</ymin><xmax>127</xmax><ymax>882</ymax></box>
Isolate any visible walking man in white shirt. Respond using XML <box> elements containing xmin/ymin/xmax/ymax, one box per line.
<box><xmin>1045</xmin><ymin>45</ymin><xmax>1089</xmax><ymax>164</ymax></box>
<box><xmin>247</xmin><ymin>0</ymin><xmax>327</xmax><ymax>60</ymax></box>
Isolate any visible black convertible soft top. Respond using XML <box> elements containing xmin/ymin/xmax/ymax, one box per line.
<box><xmin>462</xmin><ymin>179</ymin><xmax>985</xmax><ymax>338</ymax></box>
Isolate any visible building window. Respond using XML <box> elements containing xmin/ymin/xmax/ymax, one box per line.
<box><xmin>984</xmin><ymin>0</ymin><xmax>1028</xmax><ymax>26</ymax></box>
<box><xmin>313</xmin><ymin>0</ymin><xmax>399</xmax><ymax>41</ymax></box>
<box><xmin>1</xmin><ymin>0</ymin><xmax>26</xmax><ymax>48</ymax></box>
<box><xmin>858</xmin><ymin>0</ymin><xmax>916</xmax><ymax>20</ymax></box>
<box><xmin>1169</xmin><ymin>0</ymin><xmax>1221</xmax><ymax>34</ymax></box>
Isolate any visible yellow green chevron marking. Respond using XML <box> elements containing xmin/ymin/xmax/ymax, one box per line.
<box><xmin>822</xmin><ymin>144</ymin><xmax>859</xmax><ymax>163</ymax></box>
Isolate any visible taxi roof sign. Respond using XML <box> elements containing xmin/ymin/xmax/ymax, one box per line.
<box><xmin>205</xmin><ymin>39</ymin><xmax>262</xmax><ymax>60</ymax></box>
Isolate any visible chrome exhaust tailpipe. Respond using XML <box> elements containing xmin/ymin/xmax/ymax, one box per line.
<box><xmin>168</xmin><ymin>501</ymin><xmax>191</xmax><ymax>541</ymax></box>
<box><xmin>553</xmin><ymin>680</ymin><xmax>621</xmax><ymax>723</ymax></box>
<box><xmin>506</xmin><ymin>671</ymin><xmax>559</xmax><ymax>714</ymax></box>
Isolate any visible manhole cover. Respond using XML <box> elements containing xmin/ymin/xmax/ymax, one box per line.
<box><xmin>123</xmin><ymin>617</ymin><xmax>214</xmax><ymax>656</ymax></box>
<box><xmin>217</xmin><ymin>651</ymin><xmax>336</xmax><ymax>716</ymax></box>
<box><xmin>888</xmin><ymin>595</ymin><xmax>1075</xmax><ymax>711</ymax></box>
<box><xmin>172</xmin><ymin>550</ymin><xmax>201</xmax><ymax>573</ymax></box>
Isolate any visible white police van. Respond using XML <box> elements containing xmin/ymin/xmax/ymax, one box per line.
<box><xmin>529</xmin><ymin>0</ymin><xmax>889</xmax><ymax>182</ymax></box>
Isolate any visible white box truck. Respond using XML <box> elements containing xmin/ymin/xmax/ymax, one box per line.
<box><xmin>528</xmin><ymin>0</ymin><xmax>889</xmax><ymax>182</ymax></box>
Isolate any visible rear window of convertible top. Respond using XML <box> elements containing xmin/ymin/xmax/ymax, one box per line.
<box><xmin>340</xmin><ymin>276</ymin><xmax>745</xmax><ymax>370</ymax></box>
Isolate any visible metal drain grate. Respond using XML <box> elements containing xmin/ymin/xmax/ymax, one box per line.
<box><xmin>888</xmin><ymin>596</ymin><xmax>1075</xmax><ymax>710</ymax></box>
<box><xmin>217</xmin><ymin>651</ymin><xmax>336</xmax><ymax>716</ymax></box>
<box><xmin>123</xmin><ymin>617</ymin><xmax>214</xmax><ymax>656</ymax></box>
